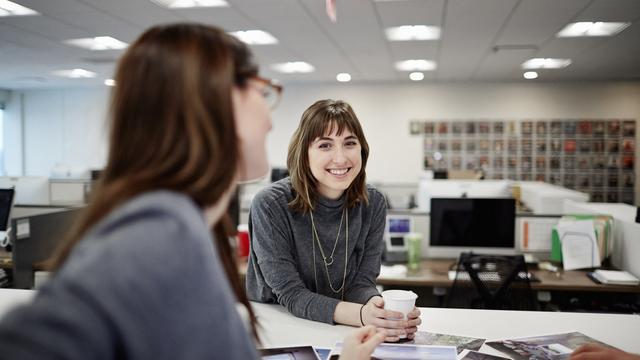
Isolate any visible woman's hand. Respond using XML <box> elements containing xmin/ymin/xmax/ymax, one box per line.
<box><xmin>360</xmin><ymin>296</ymin><xmax>422</xmax><ymax>342</ymax></box>
<box><xmin>571</xmin><ymin>344</ymin><xmax>640</xmax><ymax>360</ymax></box>
<box><xmin>338</xmin><ymin>325</ymin><xmax>385</xmax><ymax>360</ymax></box>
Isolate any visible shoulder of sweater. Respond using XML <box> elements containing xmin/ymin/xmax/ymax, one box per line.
<box><xmin>252</xmin><ymin>178</ymin><xmax>293</xmax><ymax>206</ymax></box>
<box><xmin>91</xmin><ymin>190</ymin><xmax>206</xmax><ymax>238</ymax></box>
<box><xmin>365</xmin><ymin>184</ymin><xmax>386</xmax><ymax>206</ymax></box>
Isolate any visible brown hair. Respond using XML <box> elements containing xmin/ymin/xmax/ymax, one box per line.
<box><xmin>49</xmin><ymin>23</ymin><xmax>260</xmax><ymax>340</ymax></box>
<box><xmin>287</xmin><ymin>99</ymin><xmax>370</xmax><ymax>213</ymax></box>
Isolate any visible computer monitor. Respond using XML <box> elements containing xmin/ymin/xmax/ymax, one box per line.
<box><xmin>383</xmin><ymin>215</ymin><xmax>413</xmax><ymax>263</ymax></box>
<box><xmin>0</xmin><ymin>189</ymin><xmax>15</xmax><ymax>231</ymax></box>
<box><xmin>0</xmin><ymin>188</ymin><xmax>15</xmax><ymax>248</ymax></box>
<box><xmin>428</xmin><ymin>198</ymin><xmax>516</xmax><ymax>258</ymax></box>
<box><xmin>417</xmin><ymin>180</ymin><xmax>512</xmax><ymax>212</ymax></box>
<box><xmin>385</xmin><ymin>216</ymin><xmax>412</xmax><ymax>251</ymax></box>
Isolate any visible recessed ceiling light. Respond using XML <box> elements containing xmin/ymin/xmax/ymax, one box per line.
<box><xmin>336</xmin><ymin>73</ymin><xmax>351</xmax><ymax>82</ymax></box>
<box><xmin>521</xmin><ymin>58</ymin><xmax>571</xmax><ymax>69</ymax></box>
<box><xmin>557</xmin><ymin>22</ymin><xmax>631</xmax><ymax>37</ymax></box>
<box><xmin>52</xmin><ymin>69</ymin><xmax>96</xmax><ymax>78</ymax></box>
<box><xmin>64</xmin><ymin>36</ymin><xmax>128</xmax><ymax>50</ymax></box>
<box><xmin>149</xmin><ymin>0</ymin><xmax>228</xmax><ymax>8</ymax></box>
<box><xmin>409</xmin><ymin>72</ymin><xmax>425</xmax><ymax>81</ymax></box>
<box><xmin>271</xmin><ymin>61</ymin><xmax>315</xmax><ymax>74</ymax></box>
<box><xmin>104</xmin><ymin>79</ymin><xmax>116</xmax><ymax>86</ymax></box>
<box><xmin>523</xmin><ymin>71</ymin><xmax>538</xmax><ymax>80</ymax></box>
<box><xmin>386</xmin><ymin>25</ymin><xmax>441</xmax><ymax>41</ymax></box>
<box><xmin>0</xmin><ymin>0</ymin><xmax>39</xmax><ymax>16</ymax></box>
<box><xmin>229</xmin><ymin>30</ymin><xmax>278</xmax><ymax>45</ymax></box>
<box><xmin>395</xmin><ymin>59</ymin><xmax>437</xmax><ymax>71</ymax></box>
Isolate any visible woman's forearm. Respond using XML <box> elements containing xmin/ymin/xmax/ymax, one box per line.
<box><xmin>333</xmin><ymin>301</ymin><xmax>362</xmax><ymax>326</ymax></box>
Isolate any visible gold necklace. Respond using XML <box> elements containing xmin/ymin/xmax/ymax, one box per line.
<box><xmin>310</xmin><ymin>208</ymin><xmax>349</xmax><ymax>299</ymax></box>
<box><xmin>312</xmin><ymin>208</ymin><xmax>344</xmax><ymax>266</ymax></box>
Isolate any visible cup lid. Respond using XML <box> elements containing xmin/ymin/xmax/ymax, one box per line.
<box><xmin>381</xmin><ymin>290</ymin><xmax>418</xmax><ymax>301</ymax></box>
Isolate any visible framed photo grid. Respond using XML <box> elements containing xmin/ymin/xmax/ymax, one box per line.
<box><xmin>415</xmin><ymin>119</ymin><xmax>636</xmax><ymax>205</ymax></box>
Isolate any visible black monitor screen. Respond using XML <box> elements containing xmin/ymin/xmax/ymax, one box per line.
<box><xmin>0</xmin><ymin>189</ymin><xmax>14</xmax><ymax>231</ymax></box>
<box><xmin>430</xmin><ymin>198</ymin><xmax>515</xmax><ymax>248</ymax></box>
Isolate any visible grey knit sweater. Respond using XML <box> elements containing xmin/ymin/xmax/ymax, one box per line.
<box><xmin>246</xmin><ymin>178</ymin><xmax>386</xmax><ymax>324</ymax></box>
<box><xmin>0</xmin><ymin>191</ymin><xmax>258</xmax><ymax>360</ymax></box>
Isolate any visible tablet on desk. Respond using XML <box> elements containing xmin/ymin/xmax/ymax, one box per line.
<box><xmin>260</xmin><ymin>345</ymin><xmax>322</xmax><ymax>360</ymax></box>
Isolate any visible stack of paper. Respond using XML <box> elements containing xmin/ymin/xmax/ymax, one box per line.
<box><xmin>557</xmin><ymin>219</ymin><xmax>600</xmax><ymax>270</ymax></box>
<box><xmin>592</xmin><ymin>270</ymin><xmax>640</xmax><ymax>285</ymax></box>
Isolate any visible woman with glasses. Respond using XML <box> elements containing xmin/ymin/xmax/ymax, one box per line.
<box><xmin>0</xmin><ymin>24</ymin><xmax>382</xmax><ymax>359</ymax></box>
<box><xmin>246</xmin><ymin>99</ymin><xmax>421</xmax><ymax>342</ymax></box>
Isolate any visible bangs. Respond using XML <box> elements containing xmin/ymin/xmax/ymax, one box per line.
<box><xmin>307</xmin><ymin>110</ymin><xmax>358</xmax><ymax>143</ymax></box>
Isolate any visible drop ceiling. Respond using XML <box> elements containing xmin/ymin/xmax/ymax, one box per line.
<box><xmin>0</xmin><ymin>0</ymin><xmax>639</xmax><ymax>88</ymax></box>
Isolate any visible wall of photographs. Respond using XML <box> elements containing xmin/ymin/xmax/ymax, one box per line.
<box><xmin>412</xmin><ymin>119</ymin><xmax>636</xmax><ymax>205</ymax></box>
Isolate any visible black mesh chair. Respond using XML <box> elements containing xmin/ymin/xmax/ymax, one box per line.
<box><xmin>445</xmin><ymin>252</ymin><xmax>537</xmax><ymax>310</ymax></box>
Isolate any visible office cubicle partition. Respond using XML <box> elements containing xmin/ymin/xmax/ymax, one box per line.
<box><xmin>10</xmin><ymin>207</ymin><xmax>83</xmax><ymax>289</ymax></box>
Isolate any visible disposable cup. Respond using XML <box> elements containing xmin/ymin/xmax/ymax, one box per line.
<box><xmin>381</xmin><ymin>290</ymin><xmax>418</xmax><ymax>339</ymax></box>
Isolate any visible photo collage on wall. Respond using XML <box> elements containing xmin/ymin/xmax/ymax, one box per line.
<box><xmin>411</xmin><ymin>119</ymin><xmax>636</xmax><ymax>205</ymax></box>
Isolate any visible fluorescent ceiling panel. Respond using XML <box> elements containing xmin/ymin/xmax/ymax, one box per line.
<box><xmin>409</xmin><ymin>72</ymin><xmax>425</xmax><ymax>81</ymax></box>
<box><xmin>521</xmin><ymin>58</ymin><xmax>571</xmax><ymax>69</ymax></box>
<box><xmin>395</xmin><ymin>59</ymin><xmax>437</xmax><ymax>71</ymax></box>
<box><xmin>52</xmin><ymin>69</ymin><xmax>97</xmax><ymax>78</ymax></box>
<box><xmin>150</xmin><ymin>0</ymin><xmax>228</xmax><ymax>8</ymax></box>
<box><xmin>64</xmin><ymin>36</ymin><xmax>128</xmax><ymax>50</ymax></box>
<box><xmin>386</xmin><ymin>25</ymin><xmax>441</xmax><ymax>41</ymax></box>
<box><xmin>0</xmin><ymin>0</ymin><xmax>39</xmax><ymax>16</ymax></box>
<box><xmin>229</xmin><ymin>30</ymin><xmax>278</xmax><ymax>45</ymax></box>
<box><xmin>271</xmin><ymin>62</ymin><xmax>315</xmax><ymax>74</ymax></box>
<box><xmin>556</xmin><ymin>22</ymin><xmax>631</xmax><ymax>37</ymax></box>
<box><xmin>336</xmin><ymin>73</ymin><xmax>351</xmax><ymax>82</ymax></box>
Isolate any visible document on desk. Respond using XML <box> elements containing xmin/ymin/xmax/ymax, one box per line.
<box><xmin>519</xmin><ymin>217</ymin><xmax>558</xmax><ymax>252</ymax></box>
<box><xmin>329</xmin><ymin>342</ymin><xmax>457</xmax><ymax>359</ymax></box>
<box><xmin>410</xmin><ymin>331</ymin><xmax>485</xmax><ymax>354</ymax></box>
<box><xmin>557</xmin><ymin>220</ymin><xmax>600</xmax><ymax>271</ymax></box>
<box><xmin>486</xmin><ymin>331</ymin><xmax>613</xmax><ymax>360</ymax></box>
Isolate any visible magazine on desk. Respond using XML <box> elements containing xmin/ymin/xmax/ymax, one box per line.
<box><xmin>259</xmin><ymin>345</ymin><xmax>323</xmax><ymax>360</ymax></box>
<box><xmin>328</xmin><ymin>342</ymin><xmax>458</xmax><ymax>360</ymax></box>
<box><xmin>326</xmin><ymin>330</ymin><xmax>485</xmax><ymax>359</ymax></box>
<box><xmin>458</xmin><ymin>350</ymin><xmax>509</xmax><ymax>360</ymax></box>
<box><xmin>410</xmin><ymin>331</ymin><xmax>486</xmax><ymax>354</ymax></box>
<box><xmin>485</xmin><ymin>331</ymin><xmax>613</xmax><ymax>360</ymax></box>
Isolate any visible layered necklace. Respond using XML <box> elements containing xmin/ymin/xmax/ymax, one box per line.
<box><xmin>310</xmin><ymin>207</ymin><xmax>348</xmax><ymax>300</ymax></box>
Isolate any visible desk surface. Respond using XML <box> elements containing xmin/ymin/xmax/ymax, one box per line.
<box><xmin>252</xmin><ymin>302</ymin><xmax>640</xmax><ymax>357</ymax></box>
<box><xmin>0</xmin><ymin>289</ymin><xmax>638</xmax><ymax>358</ymax></box>
<box><xmin>377</xmin><ymin>259</ymin><xmax>640</xmax><ymax>293</ymax></box>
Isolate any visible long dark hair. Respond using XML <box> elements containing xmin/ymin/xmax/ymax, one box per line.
<box><xmin>49</xmin><ymin>23</ymin><xmax>260</xmax><ymax>341</ymax></box>
<box><xmin>287</xmin><ymin>99</ymin><xmax>370</xmax><ymax>213</ymax></box>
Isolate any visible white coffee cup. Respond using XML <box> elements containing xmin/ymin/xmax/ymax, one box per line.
<box><xmin>381</xmin><ymin>290</ymin><xmax>418</xmax><ymax>339</ymax></box>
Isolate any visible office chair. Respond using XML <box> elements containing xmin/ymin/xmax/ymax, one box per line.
<box><xmin>445</xmin><ymin>252</ymin><xmax>537</xmax><ymax>310</ymax></box>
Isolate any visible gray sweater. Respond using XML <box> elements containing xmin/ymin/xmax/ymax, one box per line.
<box><xmin>0</xmin><ymin>191</ymin><xmax>258</xmax><ymax>360</ymax></box>
<box><xmin>246</xmin><ymin>178</ymin><xmax>386</xmax><ymax>324</ymax></box>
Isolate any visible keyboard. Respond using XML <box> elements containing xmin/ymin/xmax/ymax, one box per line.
<box><xmin>448</xmin><ymin>270</ymin><xmax>538</xmax><ymax>282</ymax></box>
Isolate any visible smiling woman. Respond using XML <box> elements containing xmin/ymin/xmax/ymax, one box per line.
<box><xmin>245</xmin><ymin>99</ymin><xmax>422</xmax><ymax>342</ymax></box>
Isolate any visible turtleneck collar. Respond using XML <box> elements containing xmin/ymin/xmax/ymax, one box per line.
<box><xmin>315</xmin><ymin>191</ymin><xmax>346</xmax><ymax>210</ymax></box>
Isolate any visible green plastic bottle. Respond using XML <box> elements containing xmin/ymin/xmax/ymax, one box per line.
<box><xmin>405</xmin><ymin>233</ymin><xmax>422</xmax><ymax>271</ymax></box>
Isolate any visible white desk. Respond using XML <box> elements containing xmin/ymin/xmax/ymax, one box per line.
<box><xmin>0</xmin><ymin>289</ymin><xmax>35</xmax><ymax>318</ymax></box>
<box><xmin>2</xmin><ymin>290</ymin><xmax>639</xmax><ymax>358</ymax></box>
<box><xmin>252</xmin><ymin>302</ymin><xmax>640</xmax><ymax>357</ymax></box>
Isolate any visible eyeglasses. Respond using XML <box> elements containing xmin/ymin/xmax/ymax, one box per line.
<box><xmin>252</xmin><ymin>76</ymin><xmax>283</xmax><ymax>110</ymax></box>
